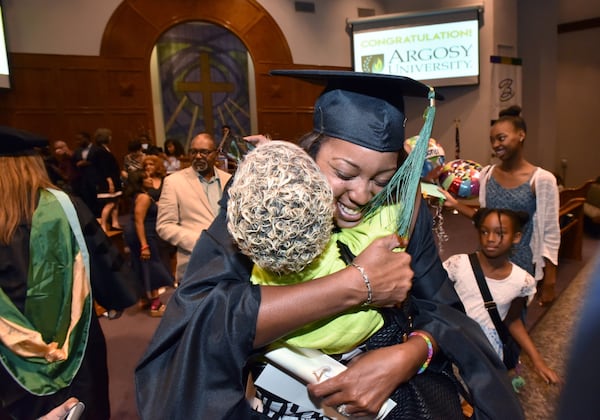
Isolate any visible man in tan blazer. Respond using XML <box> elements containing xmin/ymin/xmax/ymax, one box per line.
<box><xmin>157</xmin><ymin>133</ymin><xmax>232</xmax><ymax>282</ymax></box>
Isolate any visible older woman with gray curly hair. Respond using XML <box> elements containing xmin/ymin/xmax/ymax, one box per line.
<box><xmin>227</xmin><ymin>141</ymin><xmax>334</xmax><ymax>275</ymax></box>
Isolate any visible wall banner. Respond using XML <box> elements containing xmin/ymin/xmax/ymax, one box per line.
<box><xmin>490</xmin><ymin>55</ymin><xmax>522</xmax><ymax>122</ymax></box>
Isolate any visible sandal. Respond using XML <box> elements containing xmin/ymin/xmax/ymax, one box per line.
<box><xmin>102</xmin><ymin>309</ymin><xmax>123</xmax><ymax>320</ymax></box>
<box><xmin>149</xmin><ymin>304</ymin><xmax>166</xmax><ymax>317</ymax></box>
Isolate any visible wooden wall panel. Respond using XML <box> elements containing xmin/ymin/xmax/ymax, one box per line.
<box><xmin>105</xmin><ymin>70</ymin><xmax>150</xmax><ymax>109</ymax></box>
<box><xmin>60</xmin><ymin>69</ymin><xmax>105</xmax><ymax>109</ymax></box>
<box><xmin>0</xmin><ymin>53</ymin><xmax>153</xmax><ymax>161</ymax></box>
<box><xmin>11</xmin><ymin>112</ymin><xmax>64</xmax><ymax>142</ymax></box>
<box><xmin>14</xmin><ymin>67</ymin><xmax>60</xmax><ymax>109</ymax></box>
<box><xmin>100</xmin><ymin>3</ymin><xmax>158</xmax><ymax>58</ymax></box>
<box><xmin>260</xmin><ymin>110</ymin><xmax>314</xmax><ymax>142</ymax></box>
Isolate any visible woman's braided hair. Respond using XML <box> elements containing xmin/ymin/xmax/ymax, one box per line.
<box><xmin>227</xmin><ymin>141</ymin><xmax>334</xmax><ymax>274</ymax></box>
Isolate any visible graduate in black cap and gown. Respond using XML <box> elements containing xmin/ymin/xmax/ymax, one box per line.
<box><xmin>0</xmin><ymin>126</ymin><xmax>139</xmax><ymax>419</ymax></box>
<box><xmin>135</xmin><ymin>71</ymin><xmax>524</xmax><ymax>419</ymax></box>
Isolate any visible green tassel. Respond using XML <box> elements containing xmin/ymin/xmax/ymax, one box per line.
<box><xmin>364</xmin><ymin>88</ymin><xmax>437</xmax><ymax>239</ymax></box>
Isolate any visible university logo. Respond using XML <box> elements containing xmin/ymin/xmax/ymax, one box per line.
<box><xmin>361</xmin><ymin>54</ymin><xmax>385</xmax><ymax>73</ymax></box>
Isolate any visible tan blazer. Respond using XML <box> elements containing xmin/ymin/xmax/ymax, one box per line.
<box><xmin>156</xmin><ymin>166</ymin><xmax>232</xmax><ymax>281</ymax></box>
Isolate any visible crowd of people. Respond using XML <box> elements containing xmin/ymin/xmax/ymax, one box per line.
<box><xmin>0</xmin><ymin>68</ymin><xmax>583</xmax><ymax>420</ymax></box>
<box><xmin>42</xmin><ymin>129</ymin><xmax>228</xmax><ymax>296</ymax></box>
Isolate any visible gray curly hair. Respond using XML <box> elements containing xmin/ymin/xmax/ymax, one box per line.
<box><xmin>227</xmin><ymin>141</ymin><xmax>334</xmax><ymax>274</ymax></box>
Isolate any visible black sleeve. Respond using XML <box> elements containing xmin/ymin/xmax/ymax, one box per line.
<box><xmin>136</xmin><ymin>187</ymin><xmax>266</xmax><ymax>419</ymax></box>
<box><xmin>407</xmin><ymin>198</ymin><xmax>466</xmax><ymax>311</ymax></box>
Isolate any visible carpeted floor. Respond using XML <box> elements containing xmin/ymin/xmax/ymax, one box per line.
<box><xmin>514</xmin><ymin>246</ymin><xmax>600</xmax><ymax>419</ymax></box>
<box><xmin>99</xmin><ymin>208</ymin><xmax>600</xmax><ymax>419</ymax></box>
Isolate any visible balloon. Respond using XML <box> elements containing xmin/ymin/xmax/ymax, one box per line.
<box><xmin>438</xmin><ymin>159</ymin><xmax>483</xmax><ymax>199</ymax></box>
<box><xmin>404</xmin><ymin>136</ymin><xmax>446</xmax><ymax>178</ymax></box>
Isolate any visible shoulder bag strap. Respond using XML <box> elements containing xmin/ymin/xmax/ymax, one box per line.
<box><xmin>468</xmin><ymin>253</ymin><xmax>510</xmax><ymax>342</ymax></box>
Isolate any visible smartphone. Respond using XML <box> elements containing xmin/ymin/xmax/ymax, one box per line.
<box><xmin>61</xmin><ymin>402</ymin><xmax>85</xmax><ymax>420</ymax></box>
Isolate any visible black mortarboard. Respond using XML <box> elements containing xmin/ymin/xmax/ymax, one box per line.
<box><xmin>270</xmin><ymin>69</ymin><xmax>442</xmax><ymax>152</ymax></box>
<box><xmin>0</xmin><ymin>126</ymin><xmax>48</xmax><ymax>156</ymax></box>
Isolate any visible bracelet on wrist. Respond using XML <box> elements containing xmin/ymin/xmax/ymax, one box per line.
<box><xmin>408</xmin><ymin>331</ymin><xmax>433</xmax><ymax>374</ymax></box>
<box><xmin>350</xmin><ymin>262</ymin><xmax>372</xmax><ymax>306</ymax></box>
<box><xmin>140</xmin><ymin>245</ymin><xmax>150</xmax><ymax>251</ymax></box>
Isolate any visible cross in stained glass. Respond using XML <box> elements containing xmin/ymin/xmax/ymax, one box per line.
<box><xmin>176</xmin><ymin>52</ymin><xmax>234</xmax><ymax>134</ymax></box>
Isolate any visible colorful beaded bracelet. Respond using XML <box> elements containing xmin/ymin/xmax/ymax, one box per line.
<box><xmin>409</xmin><ymin>331</ymin><xmax>433</xmax><ymax>374</ymax></box>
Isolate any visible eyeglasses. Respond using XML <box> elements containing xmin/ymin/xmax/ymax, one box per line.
<box><xmin>189</xmin><ymin>149</ymin><xmax>217</xmax><ymax>156</ymax></box>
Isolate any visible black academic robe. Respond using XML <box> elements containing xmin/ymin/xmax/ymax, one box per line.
<box><xmin>0</xmin><ymin>194</ymin><xmax>139</xmax><ymax>420</ymax></box>
<box><xmin>135</xmin><ymin>189</ymin><xmax>524</xmax><ymax>420</ymax></box>
<box><xmin>72</xmin><ymin>144</ymin><xmax>103</xmax><ymax>216</ymax></box>
<box><xmin>91</xmin><ymin>146</ymin><xmax>122</xmax><ymax>197</ymax></box>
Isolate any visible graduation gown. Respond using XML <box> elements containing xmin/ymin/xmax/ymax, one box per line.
<box><xmin>135</xmin><ymin>188</ymin><xmax>524</xmax><ymax>419</ymax></box>
<box><xmin>0</xmin><ymin>193</ymin><xmax>139</xmax><ymax>420</ymax></box>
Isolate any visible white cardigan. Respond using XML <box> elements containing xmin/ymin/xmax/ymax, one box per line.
<box><xmin>479</xmin><ymin>165</ymin><xmax>560</xmax><ymax>280</ymax></box>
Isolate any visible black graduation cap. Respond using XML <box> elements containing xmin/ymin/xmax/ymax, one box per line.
<box><xmin>270</xmin><ymin>69</ymin><xmax>443</xmax><ymax>152</ymax></box>
<box><xmin>0</xmin><ymin>126</ymin><xmax>48</xmax><ymax>156</ymax></box>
